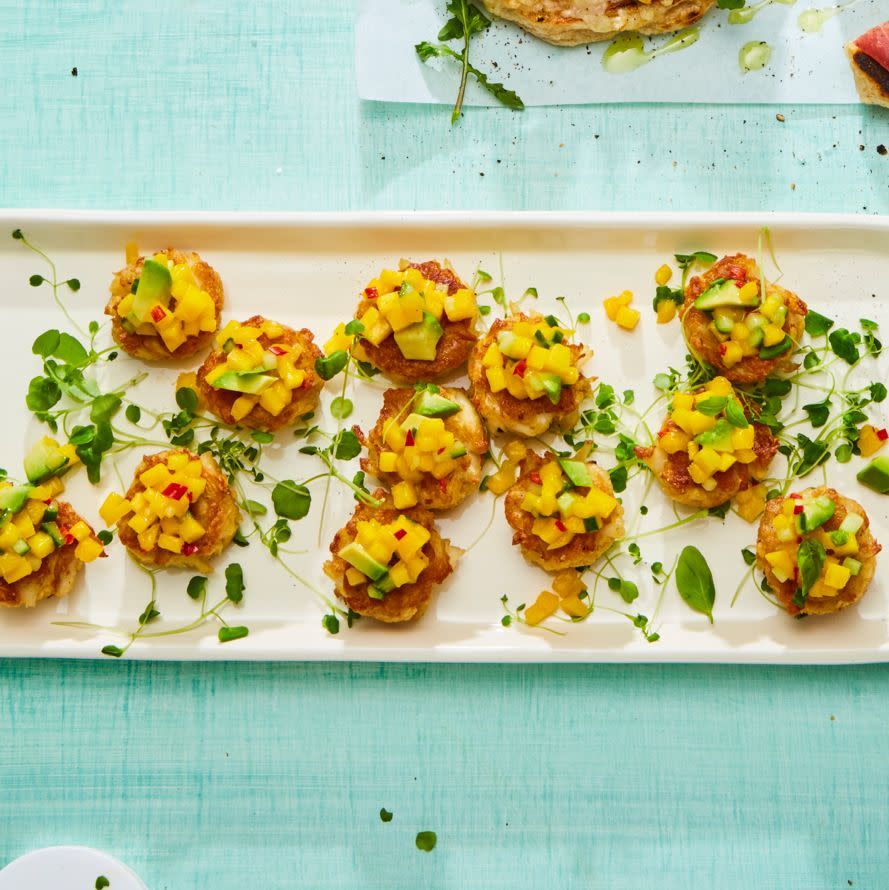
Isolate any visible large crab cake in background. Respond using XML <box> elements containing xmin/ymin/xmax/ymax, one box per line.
<box><xmin>106</xmin><ymin>246</ymin><xmax>223</xmax><ymax>361</ymax></box>
<box><xmin>324</xmin><ymin>493</ymin><xmax>458</xmax><ymax>623</ymax></box>
<box><xmin>480</xmin><ymin>0</ymin><xmax>715</xmax><ymax>45</ymax></box>
<box><xmin>346</xmin><ymin>260</ymin><xmax>479</xmax><ymax>384</ymax></box>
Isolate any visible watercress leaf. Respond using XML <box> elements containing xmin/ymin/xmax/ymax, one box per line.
<box><xmin>763</xmin><ymin>378</ymin><xmax>792</xmax><ymax>398</ymax></box>
<box><xmin>835</xmin><ymin>443</ymin><xmax>853</xmax><ymax>463</ymax></box>
<box><xmin>869</xmin><ymin>382</ymin><xmax>887</xmax><ymax>403</ymax></box>
<box><xmin>26</xmin><ymin>375</ymin><xmax>61</xmax><ymax>412</ymax></box>
<box><xmin>803</xmin><ymin>351</ymin><xmax>820</xmax><ymax>370</ymax></box>
<box><xmin>330</xmin><ymin>396</ymin><xmax>353</xmax><ymax>420</ymax></box>
<box><xmin>356</xmin><ymin>360</ymin><xmax>379</xmax><ymax>378</ymax></box>
<box><xmin>224</xmin><ymin>563</ymin><xmax>245</xmax><ymax>603</ymax></box>
<box><xmin>618</xmin><ymin>579</ymin><xmax>639</xmax><ymax>603</ymax></box>
<box><xmin>595</xmin><ymin>384</ymin><xmax>615</xmax><ymax>409</ymax></box>
<box><xmin>653</xmin><ymin>372</ymin><xmax>672</xmax><ymax>391</ymax></box>
<box><xmin>125</xmin><ymin>403</ymin><xmax>141</xmax><ymax>423</ymax></box>
<box><xmin>828</xmin><ymin>328</ymin><xmax>859</xmax><ymax>365</ymax></box>
<box><xmin>90</xmin><ymin>393</ymin><xmax>122</xmax><ymax>423</ymax></box>
<box><xmin>29</xmin><ymin>274</ymin><xmax>44</xmax><ymax>287</ymax></box>
<box><xmin>175</xmin><ymin>386</ymin><xmax>199</xmax><ymax>413</ymax></box>
<box><xmin>344</xmin><ymin>319</ymin><xmax>365</xmax><ymax>337</ymax></box>
<box><xmin>804</xmin><ymin>310</ymin><xmax>834</xmax><ymax>337</ymax></box>
<box><xmin>608</xmin><ymin>465</ymin><xmax>628</xmax><ymax>493</ymax></box>
<box><xmin>315</xmin><ymin>350</ymin><xmax>349</xmax><ymax>381</ymax></box>
<box><xmin>741</xmin><ymin>547</ymin><xmax>756</xmax><ymax>566</ymax></box>
<box><xmin>32</xmin><ymin>329</ymin><xmax>61</xmax><ymax>357</ymax></box>
<box><xmin>415</xmin><ymin>831</ymin><xmax>437</xmax><ymax>852</ymax></box>
<box><xmin>53</xmin><ymin>332</ymin><xmax>89</xmax><ymax>365</ymax></box>
<box><xmin>138</xmin><ymin>602</ymin><xmax>160</xmax><ymax>625</ymax></box>
<box><xmin>69</xmin><ymin>424</ymin><xmax>96</xmax><ymax>446</ymax></box>
<box><xmin>101</xmin><ymin>644</ymin><xmax>124</xmax><ymax>658</ymax></box>
<box><xmin>802</xmin><ymin>399</ymin><xmax>830</xmax><ymax>428</ymax></box>
<box><xmin>380</xmin><ymin>808</ymin><xmax>394</xmax><ymax>823</ymax></box>
<box><xmin>652</xmin><ymin>286</ymin><xmax>683</xmax><ymax>309</ymax></box>
<box><xmin>243</xmin><ymin>499</ymin><xmax>267</xmax><ymax>516</ymax></box>
<box><xmin>272</xmin><ymin>480</ymin><xmax>311</xmax><ymax>520</ymax></box>
<box><xmin>334</xmin><ymin>429</ymin><xmax>362</xmax><ymax>461</ymax></box>
<box><xmin>321</xmin><ymin>613</ymin><xmax>340</xmax><ymax>635</ymax></box>
<box><xmin>218</xmin><ymin>625</ymin><xmax>249</xmax><ymax>643</ymax></box>
<box><xmin>675</xmin><ymin>545</ymin><xmax>716</xmax><ymax>623</ymax></box>
<box><xmin>186</xmin><ymin>576</ymin><xmax>207</xmax><ymax>600</ymax></box>
<box><xmin>95</xmin><ymin>877</ymin><xmax>110</xmax><ymax>889</ymax></box>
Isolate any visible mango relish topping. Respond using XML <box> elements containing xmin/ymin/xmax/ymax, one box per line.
<box><xmin>603</xmin><ymin>290</ymin><xmax>641</xmax><ymax>330</ymax></box>
<box><xmin>764</xmin><ymin>494</ymin><xmax>863</xmax><ymax>601</ymax></box>
<box><xmin>0</xmin><ymin>478</ymin><xmax>100</xmax><ymax>585</ymax></box>
<box><xmin>659</xmin><ymin>377</ymin><xmax>757</xmax><ymax>491</ymax></box>
<box><xmin>117</xmin><ymin>253</ymin><xmax>217</xmax><ymax>352</ymax></box>
<box><xmin>519</xmin><ymin>459</ymin><xmax>618</xmax><ymax>551</ymax></box>
<box><xmin>100</xmin><ymin>453</ymin><xmax>208</xmax><ymax>556</ymax></box>
<box><xmin>482</xmin><ymin>318</ymin><xmax>580</xmax><ymax>404</ymax></box>
<box><xmin>379</xmin><ymin>412</ymin><xmax>468</xmax><ymax>509</ymax></box>
<box><xmin>694</xmin><ymin>269</ymin><xmax>791</xmax><ymax>368</ymax></box>
<box><xmin>206</xmin><ymin>320</ymin><xmax>306</xmax><ymax>421</ymax></box>
<box><xmin>338</xmin><ymin>516</ymin><xmax>431</xmax><ymax>600</ymax></box>
<box><xmin>354</xmin><ymin>266</ymin><xmax>477</xmax><ymax>358</ymax></box>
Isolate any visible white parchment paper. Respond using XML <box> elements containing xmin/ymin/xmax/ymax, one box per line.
<box><xmin>356</xmin><ymin>0</ymin><xmax>883</xmax><ymax>105</ymax></box>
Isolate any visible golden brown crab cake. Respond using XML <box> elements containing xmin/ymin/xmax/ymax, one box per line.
<box><xmin>468</xmin><ymin>312</ymin><xmax>592</xmax><ymax>437</ymax></box>
<box><xmin>0</xmin><ymin>489</ymin><xmax>104</xmax><ymax>609</ymax></box>
<box><xmin>635</xmin><ymin>376</ymin><xmax>777</xmax><ymax>509</ymax></box>
<box><xmin>347</xmin><ymin>260</ymin><xmax>478</xmax><ymax>383</ymax></box>
<box><xmin>323</xmin><ymin>492</ymin><xmax>458</xmax><ymax>623</ymax></box>
<box><xmin>105</xmin><ymin>246</ymin><xmax>223</xmax><ymax>361</ymax></box>
<box><xmin>196</xmin><ymin>315</ymin><xmax>323</xmax><ymax>432</ymax></box>
<box><xmin>756</xmin><ymin>487</ymin><xmax>881</xmax><ymax>617</ymax></box>
<box><xmin>360</xmin><ymin>386</ymin><xmax>488</xmax><ymax>511</ymax></box>
<box><xmin>680</xmin><ymin>253</ymin><xmax>807</xmax><ymax>385</ymax></box>
<box><xmin>504</xmin><ymin>451</ymin><xmax>624</xmax><ymax>572</ymax></box>
<box><xmin>101</xmin><ymin>449</ymin><xmax>240</xmax><ymax>573</ymax></box>
<box><xmin>480</xmin><ymin>0</ymin><xmax>715</xmax><ymax>45</ymax></box>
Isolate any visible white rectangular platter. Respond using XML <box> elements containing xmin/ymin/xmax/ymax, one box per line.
<box><xmin>0</xmin><ymin>211</ymin><xmax>886</xmax><ymax>662</ymax></box>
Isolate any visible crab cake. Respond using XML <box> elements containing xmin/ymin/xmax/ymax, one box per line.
<box><xmin>100</xmin><ymin>449</ymin><xmax>240</xmax><ymax>573</ymax></box>
<box><xmin>106</xmin><ymin>246</ymin><xmax>223</xmax><ymax>361</ymax></box>
<box><xmin>756</xmin><ymin>487</ymin><xmax>881</xmax><ymax>616</ymax></box>
<box><xmin>680</xmin><ymin>253</ymin><xmax>807</xmax><ymax>385</ymax></box>
<box><xmin>196</xmin><ymin>316</ymin><xmax>323</xmax><ymax>432</ymax></box>
<box><xmin>0</xmin><ymin>481</ymin><xmax>103</xmax><ymax>609</ymax></box>
<box><xmin>481</xmin><ymin>0</ymin><xmax>715</xmax><ymax>44</ymax></box>
<box><xmin>504</xmin><ymin>451</ymin><xmax>624</xmax><ymax>571</ymax></box>
<box><xmin>324</xmin><ymin>492</ymin><xmax>458</xmax><ymax>623</ymax></box>
<box><xmin>345</xmin><ymin>260</ymin><xmax>479</xmax><ymax>383</ymax></box>
<box><xmin>469</xmin><ymin>312</ymin><xmax>592</xmax><ymax>437</ymax></box>
<box><xmin>361</xmin><ymin>386</ymin><xmax>488</xmax><ymax>511</ymax></box>
<box><xmin>635</xmin><ymin>376</ymin><xmax>777</xmax><ymax>509</ymax></box>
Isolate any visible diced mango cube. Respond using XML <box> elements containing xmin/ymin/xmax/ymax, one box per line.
<box><xmin>392</xmin><ymin>481</ymin><xmax>418</xmax><ymax>509</ymax></box>
<box><xmin>823</xmin><ymin>562</ymin><xmax>851</xmax><ymax>589</ymax></box>
<box><xmin>99</xmin><ymin>493</ymin><xmax>133</xmax><ymax>526</ymax></box>
<box><xmin>615</xmin><ymin>306</ymin><xmax>640</xmax><ymax>331</ymax></box>
<box><xmin>74</xmin><ymin>537</ymin><xmax>103</xmax><ymax>563</ymax></box>
<box><xmin>157</xmin><ymin>533</ymin><xmax>183</xmax><ymax>554</ymax></box>
<box><xmin>231</xmin><ymin>395</ymin><xmax>257</xmax><ymax>422</ymax></box>
<box><xmin>69</xmin><ymin>520</ymin><xmax>91</xmax><ymax>542</ymax></box>
<box><xmin>443</xmin><ymin>288</ymin><xmax>477</xmax><ymax>321</ymax></box>
<box><xmin>524</xmin><ymin>591</ymin><xmax>560</xmax><ymax>626</ymax></box>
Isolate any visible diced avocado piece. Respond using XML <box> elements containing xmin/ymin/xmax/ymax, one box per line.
<box><xmin>745</xmin><ymin>312</ymin><xmax>766</xmax><ymax>330</ymax></box>
<box><xmin>583</xmin><ymin>517</ymin><xmax>600</xmax><ymax>533</ymax></box>
<box><xmin>127</xmin><ymin>258</ymin><xmax>172</xmax><ymax>326</ymax></box>
<box><xmin>496</xmin><ymin>330</ymin><xmax>522</xmax><ymax>357</ymax></box>
<box><xmin>694</xmin><ymin>278</ymin><xmax>760</xmax><ymax>311</ymax></box>
<box><xmin>759</xmin><ymin>336</ymin><xmax>793</xmax><ymax>359</ymax></box>
<box><xmin>556</xmin><ymin>491</ymin><xmax>578</xmax><ymax>514</ymax></box>
<box><xmin>393</xmin><ymin>312</ymin><xmax>443</xmax><ymax>361</ymax></box>
<box><xmin>798</xmin><ymin>495</ymin><xmax>836</xmax><ymax>532</ymax></box>
<box><xmin>558</xmin><ymin>459</ymin><xmax>594</xmax><ymax>488</ymax></box>
<box><xmin>856</xmin><ymin>456</ymin><xmax>889</xmax><ymax>494</ymax></box>
<box><xmin>415</xmin><ymin>390</ymin><xmax>460</xmax><ymax>418</ymax></box>
<box><xmin>399</xmin><ymin>413</ymin><xmax>427</xmax><ymax>434</ymax></box>
<box><xmin>42</xmin><ymin>502</ymin><xmax>58</xmax><ymax>522</ymax></box>
<box><xmin>539</xmin><ymin>372</ymin><xmax>563</xmax><ymax>406</ymax></box>
<box><xmin>221</xmin><ymin>337</ymin><xmax>236</xmax><ymax>353</ymax></box>
<box><xmin>368</xmin><ymin>575</ymin><xmax>396</xmax><ymax>600</ymax></box>
<box><xmin>12</xmin><ymin>539</ymin><xmax>30</xmax><ymax>556</ymax></box>
<box><xmin>843</xmin><ymin>557</ymin><xmax>862</xmax><ymax>577</ymax></box>
<box><xmin>748</xmin><ymin>327</ymin><xmax>764</xmax><ymax>348</ymax></box>
<box><xmin>24</xmin><ymin>438</ymin><xmax>70</xmax><ymax>485</ymax></box>
<box><xmin>0</xmin><ymin>484</ymin><xmax>34</xmax><ymax>515</ymax></box>
<box><xmin>830</xmin><ymin>529</ymin><xmax>850</xmax><ymax>547</ymax></box>
<box><xmin>839</xmin><ymin>514</ymin><xmax>864</xmax><ymax>535</ymax></box>
<box><xmin>713</xmin><ymin>314</ymin><xmax>735</xmax><ymax>335</ymax></box>
<box><xmin>209</xmin><ymin>370</ymin><xmax>276</xmax><ymax>395</ymax></box>
<box><xmin>449</xmin><ymin>445</ymin><xmax>468</xmax><ymax>459</ymax></box>
<box><xmin>41</xmin><ymin>520</ymin><xmax>64</xmax><ymax>548</ymax></box>
<box><xmin>695</xmin><ymin>419</ymin><xmax>734</xmax><ymax>451</ymax></box>
<box><xmin>338</xmin><ymin>541</ymin><xmax>389</xmax><ymax>583</ymax></box>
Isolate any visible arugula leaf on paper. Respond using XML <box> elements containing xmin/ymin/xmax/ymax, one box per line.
<box><xmin>416</xmin><ymin>0</ymin><xmax>524</xmax><ymax>124</ymax></box>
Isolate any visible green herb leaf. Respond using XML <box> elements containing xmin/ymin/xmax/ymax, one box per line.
<box><xmin>652</xmin><ymin>285</ymin><xmax>683</xmax><ymax>310</ymax></box>
<box><xmin>674</xmin><ymin>251</ymin><xmax>716</xmax><ymax>271</ymax></box>
<box><xmin>334</xmin><ymin>429</ymin><xmax>362</xmax><ymax>461</ymax></box>
<box><xmin>415</xmin><ymin>831</ymin><xmax>437</xmax><ymax>852</ymax></box>
<box><xmin>608</xmin><ymin>465</ymin><xmax>628</xmax><ymax>493</ymax></box>
<box><xmin>717</xmin><ymin>0</ymin><xmax>745</xmax><ymax>8</ymax></box>
<box><xmin>101</xmin><ymin>644</ymin><xmax>124</xmax><ymax>658</ymax></box>
<box><xmin>32</xmin><ymin>329</ymin><xmax>61</xmax><ymax>357</ymax></box>
<box><xmin>125</xmin><ymin>403</ymin><xmax>141</xmax><ymax>423</ymax></box>
<box><xmin>695</xmin><ymin>396</ymin><xmax>728</xmax><ymax>416</ymax></box>
<box><xmin>186</xmin><ymin>576</ymin><xmax>207</xmax><ymax>600</ymax></box>
<box><xmin>272</xmin><ymin>480</ymin><xmax>311</xmax><ymax>520</ymax></box>
<box><xmin>218</xmin><ymin>625</ymin><xmax>249</xmax><ymax>643</ymax></box>
<box><xmin>251</xmin><ymin>430</ymin><xmax>274</xmax><ymax>444</ymax></box>
<box><xmin>90</xmin><ymin>393</ymin><xmax>122</xmax><ymax>423</ymax></box>
<box><xmin>725</xmin><ymin>400</ymin><xmax>749</xmax><ymax>428</ymax></box>
<box><xmin>315</xmin><ymin>350</ymin><xmax>349</xmax><ymax>381</ymax></box>
<box><xmin>175</xmin><ymin>386</ymin><xmax>199</xmax><ymax>412</ymax></box>
<box><xmin>331</xmin><ymin>396</ymin><xmax>354</xmax><ymax>420</ymax></box>
<box><xmin>380</xmin><ymin>808</ymin><xmax>394</xmax><ymax>822</ymax></box>
<box><xmin>675</xmin><ymin>545</ymin><xmax>716</xmax><ymax>623</ymax></box>
<box><xmin>804</xmin><ymin>310</ymin><xmax>834</xmax><ymax>337</ymax></box>
<box><xmin>322</xmin><ymin>613</ymin><xmax>340</xmax><ymax>635</ymax></box>
<box><xmin>828</xmin><ymin>328</ymin><xmax>859</xmax><ymax>365</ymax></box>
<box><xmin>741</xmin><ymin>547</ymin><xmax>756</xmax><ymax>566</ymax></box>
<box><xmin>344</xmin><ymin>319</ymin><xmax>365</xmax><ymax>337</ymax></box>
<box><xmin>796</xmin><ymin>538</ymin><xmax>826</xmax><ymax>606</ymax></box>
<box><xmin>607</xmin><ymin>577</ymin><xmax>638</xmax><ymax>603</ymax></box>
<box><xmin>224</xmin><ymin>563</ymin><xmax>245</xmax><ymax>603</ymax></box>
<box><xmin>95</xmin><ymin>876</ymin><xmax>110</xmax><ymax>889</ymax></box>
<box><xmin>802</xmin><ymin>399</ymin><xmax>831</xmax><ymax>428</ymax></box>
<box><xmin>243</xmin><ymin>499</ymin><xmax>267</xmax><ymax>516</ymax></box>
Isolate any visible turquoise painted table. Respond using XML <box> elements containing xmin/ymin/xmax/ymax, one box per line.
<box><xmin>1</xmin><ymin>3</ymin><xmax>888</xmax><ymax>888</ymax></box>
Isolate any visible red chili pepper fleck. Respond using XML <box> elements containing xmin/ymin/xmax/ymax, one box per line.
<box><xmin>513</xmin><ymin>359</ymin><xmax>527</xmax><ymax>378</ymax></box>
<box><xmin>162</xmin><ymin>482</ymin><xmax>189</xmax><ymax>501</ymax></box>
<box><xmin>393</xmin><ymin>529</ymin><xmax>407</xmax><ymax>540</ymax></box>
<box><xmin>439</xmin><ymin>478</ymin><xmax>447</xmax><ymax>492</ymax></box>
<box><xmin>719</xmin><ymin>343</ymin><xmax>727</xmax><ymax>355</ymax></box>
<box><xmin>182</xmin><ymin>543</ymin><xmax>199</xmax><ymax>556</ymax></box>
<box><xmin>150</xmin><ymin>305</ymin><xmax>167</xmax><ymax>323</ymax></box>
<box><xmin>793</xmin><ymin>504</ymin><xmax>804</xmax><ymax>514</ymax></box>
<box><xmin>437</xmin><ymin>447</ymin><xmax>446</xmax><ymax>454</ymax></box>
<box><xmin>725</xmin><ymin>265</ymin><xmax>748</xmax><ymax>286</ymax></box>
<box><xmin>269</xmin><ymin>345</ymin><xmax>288</xmax><ymax>355</ymax></box>
<box><xmin>555</xmin><ymin>519</ymin><xmax>567</xmax><ymax>532</ymax></box>
<box><xmin>530</xmin><ymin>472</ymin><xmax>542</xmax><ymax>485</ymax></box>
<box><xmin>64</xmin><ymin>534</ymin><xmax>75</xmax><ymax>546</ymax></box>
<box><xmin>405</xmin><ymin>430</ymin><xmax>415</xmax><ymax>447</ymax></box>
<box><xmin>790</xmin><ymin>492</ymin><xmax>802</xmax><ymax>499</ymax></box>
<box><xmin>364</xmin><ymin>287</ymin><xmax>379</xmax><ymax>299</ymax></box>
<box><xmin>44</xmin><ymin>498</ymin><xmax>53</xmax><ymax>505</ymax></box>
<box><xmin>877</xmin><ymin>428</ymin><xmax>889</xmax><ymax>441</ymax></box>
